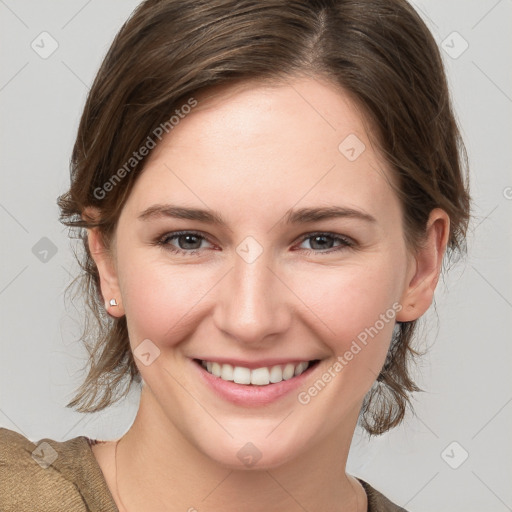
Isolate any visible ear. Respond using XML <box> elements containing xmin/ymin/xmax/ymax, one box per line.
<box><xmin>396</xmin><ymin>208</ymin><xmax>450</xmax><ymax>322</ymax></box>
<box><xmin>83</xmin><ymin>207</ymin><xmax>125</xmax><ymax>318</ymax></box>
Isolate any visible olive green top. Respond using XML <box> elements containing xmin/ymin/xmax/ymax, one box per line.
<box><xmin>0</xmin><ymin>427</ymin><xmax>407</xmax><ymax>511</ymax></box>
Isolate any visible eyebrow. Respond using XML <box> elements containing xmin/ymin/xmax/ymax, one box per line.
<box><xmin>138</xmin><ymin>204</ymin><xmax>376</xmax><ymax>225</ymax></box>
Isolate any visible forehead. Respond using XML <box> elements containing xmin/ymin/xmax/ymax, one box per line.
<box><xmin>122</xmin><ymin>77</ymin><xmax>400</xmax><ymax>226</ymax></box>
<box><xmin>166</xmin><ymin>76</ymin><xmax>372</xmax><ymax>157</ymax></box>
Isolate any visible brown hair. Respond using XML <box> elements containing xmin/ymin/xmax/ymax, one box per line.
<box><xmin>58</xmin><ymin>0</ymin><xmax>470</xmax><ymax>435</ymax></box>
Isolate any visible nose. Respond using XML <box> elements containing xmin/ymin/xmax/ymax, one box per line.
<box><xmin>213</xmin><ymin>247</ymin><xmax>292</xmax><ymax>346</ymax></box>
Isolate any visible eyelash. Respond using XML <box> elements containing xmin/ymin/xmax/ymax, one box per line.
<box><xmin>155</xmin><ymin>230</ymin><xmax>355</xmax><ymax>256</ymax></box>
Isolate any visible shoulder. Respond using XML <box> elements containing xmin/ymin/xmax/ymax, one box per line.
<box><xmin>357</xmin><ymin>478</ymin><xmax>409</xmax><ymax>512</ymax></box>
<box><xmin>0</xmin><ymin>427</ymin><xmax>118</xmax><ymax>512</ymax></box>
<box><xmin>0</xmin><ymin>427</ymin><xmax>89</xmax><ymax>511</ymax></box>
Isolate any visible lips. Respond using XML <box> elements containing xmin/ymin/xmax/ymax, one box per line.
<box><xmin>198</xmin><ymin>359</ymin><xmax>314</xmax><ymax>385</ymax></box>
<box><xmin>191</xmin><ymin>358</ymin><xmax>321</xmax><ymax>406</ymax></box>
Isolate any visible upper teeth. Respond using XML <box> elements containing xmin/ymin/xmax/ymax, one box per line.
<box><xmin>201</xmin><ymin>360</ymin><xmax>310</xmax><ymax>385</ymax></box>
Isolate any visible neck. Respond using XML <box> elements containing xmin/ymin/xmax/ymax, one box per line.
<box><xmin>115</xmin><ymin>385</ymin><xmax>364</xmax><ymax>512</ymax></box>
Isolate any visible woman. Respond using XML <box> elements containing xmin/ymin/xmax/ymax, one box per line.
<box><xmin>0</xmin><ymin>0</ymin><xmax>470</xmax><ymax>510</ymax></box>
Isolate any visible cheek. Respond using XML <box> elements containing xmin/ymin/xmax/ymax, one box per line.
<box><xmin>288</xmin><ymin>255</ymin><xmax>405</xmax><ymax>399</ymax></box>
<box><xmin>291</xmin><ymin>257</ymin><xmax>403</xmax><ymax>343</ymax></box>
<box><xmin>117</xmin><ymin>252</ymin><xmax>219</xmax><ymax>346</ymax></box>
<box><xmin>288</xmin><ymin>263</ymin><xmax>402</xmax><ymax>414</ymax></box>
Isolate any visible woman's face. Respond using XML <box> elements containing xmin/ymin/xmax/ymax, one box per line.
<box><xmin>101</xmin><ymin>77</ymin><xmax>421</xmax><ymax>468</ymax></box>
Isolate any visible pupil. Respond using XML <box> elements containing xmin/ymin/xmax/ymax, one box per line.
<box><xmin>311</xmin><ymin>235</ymin><xmax>332</xmax><ymax>250</ymax></box>
<box><xmin>180</xmin><ymin>235</ymin><xmax>200</xmax><ymax>249</ymax></box>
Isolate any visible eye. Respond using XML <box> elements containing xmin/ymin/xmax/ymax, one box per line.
<box><xmin>296</xmin><ymin>232</ymin><xmax>355</xmax><ymax>254</ymax></box>
<box><xmin>157</xmin><ymin>231</ymin><xmax>214</xmax><ymax>255</ymax></box>
<box><xmin>155</xmin><ymin>230</ymin><xmax>355</xmax><ymax>256</ymax></box>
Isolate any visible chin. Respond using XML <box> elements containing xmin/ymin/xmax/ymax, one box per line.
<box><xmin>192</xmin><ymin>427</ymin><xmax>310</xmax><ymax>471</ymax></box>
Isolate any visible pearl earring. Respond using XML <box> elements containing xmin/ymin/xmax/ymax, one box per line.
<box><xmin>109</xmin><ymin>298</ymin><xmax>118</xmax><ymax>307</ymax></box>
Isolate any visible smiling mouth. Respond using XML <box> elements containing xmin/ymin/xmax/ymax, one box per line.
<box><xmin>194</xmin><ymin>359</ymin><xmax>320</xmax><ymax>386</ymax></box>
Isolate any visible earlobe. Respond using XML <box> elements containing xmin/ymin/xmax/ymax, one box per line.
<box><xmin>396</xmin><ymin>208</ymin><xmax>450</xmax><ymax>322</ymax></box>
<box><xmin>86</xmin><ymin>220</ymin><xmax>125</xmax><ymax>318</ymax></box>
<box><xmin>104</xmin><ymin>297</ymin><xmax>122</xmax><ymax>316</ymax></box>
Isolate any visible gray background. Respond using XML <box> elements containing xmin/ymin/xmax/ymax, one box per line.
<box><xmin>0</xmin><ymin>1</ymin><xmax>511</xmax><ymax>510</ymax></box>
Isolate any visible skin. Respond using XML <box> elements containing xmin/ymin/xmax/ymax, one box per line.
<box><xmin>87</xmin><ymin>76</ymin><xmax>449</xmax><ymax>512</ymax></box>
